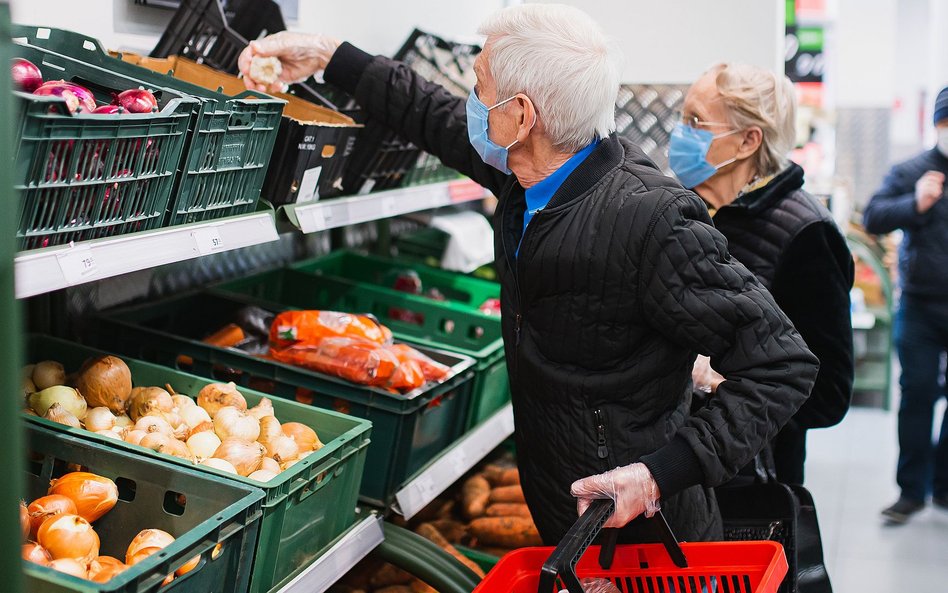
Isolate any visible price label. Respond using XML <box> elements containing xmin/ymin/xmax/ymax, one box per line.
<box><xmin>192</xmin><ymin>227</ymin><xmax>225</xmax><ymax>255</ymax></box>
<box><xmin>380</xmin><ymin>196</ymin><xmax>396</xmax><ymax>217</ymax></box>
<box><xmin>296</xmin><ymin>166</ymin><xmax>323</xmax><ymax>204</ymax></box>
<box><xmin>56</xmin><ymin>246</ymin><xmax>98</xmax><ymax>285</ymax></box>
<box><xmin>307</xmin><ymin>207</ymin><xmax>327</xmax><ymax>231</ymax></box>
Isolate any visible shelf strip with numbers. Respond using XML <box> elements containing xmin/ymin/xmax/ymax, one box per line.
<box><xmin>283</xmin><ymin>179</ymin><xmax>488</xmax><ymax>234</ymax></box>
<box><xmin>392</xmin><ymin>402</ymin><xmax>515</xmax><ymax>519</ymax></box>
<box><xmin>14</xmin><ymin>210</ymin><xmax>279</xmax><ymax>299</ymax></box>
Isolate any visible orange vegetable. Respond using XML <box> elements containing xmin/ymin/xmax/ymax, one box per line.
<box><xmin>269</xmin><ymin>310</ymin><xmax>392</xmax><ymax>348</ymax></box>
<box><xmin>485</xmin><ymin>503</ymin><xmax>532</xmax><ymax>518</ymax></box>
<box><xmin>468</xmin><ymin>516</ymin><xmax>542</xmax><ymax>548</ymax></box>
<box><xmin>388</xmin><ymin>344</ymin><xmax>449</xmax><ymax>381</ymax></box>
<box><xmin>415</xmin><ymin>522</ymin><xmax>485</xmax><ymax>578</ymax></box>
<box><xmin>269</xmin><ymin>338</ymin><xmax>399</xmax><ymax>387</ymax></box>
<box><xmin>483</xmin><ymin>466</ymin><xmax>520</xmax><ymax>487</ymax></box>
<box><xmin>461</xmin><ymin>475</ymin><xmax>491</xmax><ymax>519</ymax></box>
<box><xmin>489</xmin><ymin>485</ymin><xmax>526</xmax><ymax>504</ymax></box>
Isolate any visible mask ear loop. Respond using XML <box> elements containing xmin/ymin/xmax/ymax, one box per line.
<box><xmin>503</xmin><ymin>95</ymin><xmax>539</xmax><ymax>150</ymax></box>
<box><xmin>709</xmin><ymin>129</ymin><xmax>741</xmax><ymax>169</ymax></box>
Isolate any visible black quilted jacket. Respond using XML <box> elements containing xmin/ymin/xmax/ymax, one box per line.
<box><xmin>863</xmin><ymin>147</ymin><xmax>948</xmax><ymax>298</ymax></box>
<box><xmin>325</xmin><ymin>43</ymin><xmax>819</xmax><ymax>544</ymax></box>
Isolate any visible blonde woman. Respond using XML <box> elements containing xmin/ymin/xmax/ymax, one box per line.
<box><xmin>673</xmin><ymin>63</ymin><xmax>855</xmax><ymax>485</ymax></box>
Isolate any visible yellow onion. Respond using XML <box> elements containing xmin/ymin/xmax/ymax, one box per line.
<box><xmin>197</xmin><ymin>382</ymin><xmax>246</xmax><ymax>417</ymax></box>
<box><xmin>213</xmin><ymin>439</ymin><xmax>264</xmax><ymax>477</ymax></box>
<box><xmin>127</xmin><ymin>546</ymin><xmax>174</xmax><ymax>586</ymax></box>
<box><xmin>22</xmin><ymin>407</ymin><xmax>38</xmax><ymax>417</ymax></box>
<box><xmin>113</xmin><ymin>414</ymin><xmax>134</xmax><ymax>429</ymax></box>
<box><xmin>20</xmin><ymin>501</ymin><xmax>30</xmax><ymax>541</ymax></box>
<box><xmin>47</xmin><ymin>472</ymin><xmax>118</xmax><ymax>523</ymax></box>
<box><xmin>163</xmin><ymin>411</ymin><xmax>189</xmax><ymax>440</ymax></box>
<box><xmin>21</xmin><ymin>375</ymin><xmax>36</xmax><ymax>400</ymax></box>
<box><xmin>259</xmin><ymin>457</ymin><xmax>281</xmax><ymax>474</ymax></box>
<box><xmin>88</xmin><ymin>556</ymin><xmax>128</xmax><ymax>583</ymax></box>
<box><xmin>30</xmin><ymin>386</ymin><xmax>87</xmax><ymax>419</ymax></box>
<box><xmin>248</xmin><ymin>469</ymin><xmax>279</xmax><ymax>483</ymax></box>
<box><xmin>247</xmin><ymin>398</ymin><xmax>274</xmax><ymax>420</ymax></box>
<box><xmin>124</xmin><ymin>429</ymin><xmax>148</xmax><ymax>446</ymax></box>
<box><xmin>22</xmin><ymin>542</ymin><xmax>52</xmax><ymax>566</ymax></box>
<box><xmin>32</xmin><ymin>361</ymin><xmax>66</xmax><ymax>390</ymax></box>
<box><xmin>43</xmin><ymin>403</ymin><xmax>81</xmax><ymax>428</ymax></box>
<box><xmin>134</xmin><ymin>415</ymin><xmax>174</xmax><ymax>435</ymax></box>
<box><xmin>282</xmin><ymin>458</ymin><xmax>300</xmax><ymax>470</ymax></box>
<box><xmin>176</xmin><ymin>554</ymin><xmax>201</xmax><ymax>577</ymax></box>
<box><xmin>127</xmin><ymin>387</ymin><xmax>173</xmax><ymax>421</ymax></box>
<box><xmin>282</xmin><ymin>422</ymin><xmax>321</xmax><ymax>452</ymax></box>
<box><xmin>95</xmin><ymin>429</ymin><xmax>123</xmax><ymax>441</ymax></box>
<box><xmin>139</xmin><ymin>432</ymin><xmax>173</xmax><ymax>452</ymax></box>
<box><xmin>83</xmin><ymin>407</ymin><xmax>116</xmax><ymax>432</ymax></box>
<box><xmin>187</xmin><ymin>420</ymin><xmax>214</xmax><ymax>439</ymax></box>
<box><xmin>171</xmin><ymin>394</ymin><xmax>196</xmax><ymax>410</ymax></box>
<box><xmin>180</xmin><ymin>405</ymin><xmax>211</xmax><ymax>430</ymax></box>
<box><xmin>38</xmin><ymin>514</ymin><xmax>99</xmax><ymax>562</ymax></box>
<box><xmin>49</xmin><ymin>557</ymin><xmax>88</xmax><ymax>578</ymax></box>
<box><xmin>28</xmin><ymin>494</ymin><xmax>77</xmax><ymax>539</ymax></box>
<box><xmin>200</xmin><ymin>458</ymin><xmax>238</xmax><ymax>474</ymax></box>
<box><xmin>74</xmin><ymin>356</ymin><xmax>132</xmax><ymax>415</ymax></box>
<box><xmin>264</xmin><ymin>435</ymin><xmax>299</xmax><ymax>465</ymax></box>
<box><xmin>126</xmin><ymin>529</ymin><xmax>175</xmax><ymax>562</ymax></box>
<box><xmin>158</xmin><ymin>438</ymin><xmax>194</xmax><ymax>462</ymax></box>
<box><xmin>213</xmin><ymin>406</ymin><xmax>260</xmax><ymax>442</ymax></box>
<box><xmin>187</xmin><ymin>432</ymin><xmax>222</xmax><ymax>460</ymax></box>
<box><xmin>257</xmin><ymin>415</ymin><xmax>282</xmax><ymax>444</ymax></box>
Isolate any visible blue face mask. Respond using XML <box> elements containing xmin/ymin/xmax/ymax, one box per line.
<box><xmin>466</xmin><ymin>91</ymin><xmax>530</xmax><ymax>174</ymax></box>
<box><xmin>668</xmin><ymin>122</ymin><xmax>738</xmax><ymax>189</ymax></box>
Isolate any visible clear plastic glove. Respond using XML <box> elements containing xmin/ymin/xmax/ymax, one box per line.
<box><xmin>915</xmin><ymin>170</ymin><xmax>945</xmax><ymax>213</ymax></box>
<box><xmin>570</xmin><ymin>462</ymin><xmax>661</xmax><ymax>529</ymax></box>
<box><xmin>691</xmin><ymin>355</ymin><xmax>725</xmax><ymax>394</ymax></box>
<box><xmin>557</xmin><ymin>578</ymin><xmax>621</xmax><ymax>593</ymax></box>
<box><xmin>237</xmin><ymin>31</ymin><xmax>341</xmax><ymax>93</ymax></box>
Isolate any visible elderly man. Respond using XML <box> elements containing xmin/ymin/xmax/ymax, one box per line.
<box><xmin>240</xmin><ymin>4</ymin><xmax>818</xmax><ymax>544</ymax></box>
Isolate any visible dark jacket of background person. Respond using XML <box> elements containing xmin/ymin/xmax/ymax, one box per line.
<box><xmin>324</xmin><ymin>43</ymin><xmax>819</xmax><ymax>545</ymax></box>
<box><xmin>863</xmin><ymin>148</ymin><xmax>948</xmax><ymax>297</ymax></box>
<box><xmin>712</xmin><ymin>163</ymin><xmax>855</xmax><ymax>484</ymax></box>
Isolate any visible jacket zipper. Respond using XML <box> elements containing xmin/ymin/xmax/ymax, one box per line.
<box><xmin>594</xmin><ymin>408</ymin><xmax>610</xmax><ymax>464</ymax></box>
<box><xmin>501</xmin><ymin>195</ymin><xmax>531</xmax><ymax>347</ymax></box>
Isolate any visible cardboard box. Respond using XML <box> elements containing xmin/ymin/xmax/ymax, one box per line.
<box><xmin>115</xmin><ymin>53</ymin><xmax>362</xmax><ymax>204</ymax></box>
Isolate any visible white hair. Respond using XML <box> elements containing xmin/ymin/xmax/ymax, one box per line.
<box><xmin>478</xmin><ymin>4</ymin><xmax>621</xmax><ymax>152</ymax></box>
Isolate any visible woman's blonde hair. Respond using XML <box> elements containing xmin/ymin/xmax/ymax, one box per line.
<box><xmin>708</xmin><ymin>63</ymin><xmax>797</xmax><ymax>177</ymax></box>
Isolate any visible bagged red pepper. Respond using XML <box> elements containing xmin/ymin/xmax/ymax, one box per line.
<box><xmin>269</xmin><ymin>310</ymin><xmax>393</xmax><ymax>348</ymax></box>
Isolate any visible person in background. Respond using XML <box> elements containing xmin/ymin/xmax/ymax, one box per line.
<box><xmin>674</xmin><ymin>63</ymin><xmax>855</xmax><ymax>486</ymax></box>
<box><xmin>239</xmin><ymin>4</ymin><xmax>819</xmax><ymax>546</ymax></box>
<box><xmin>863</xmin><ymin>86</ymin><xmax>948</xmax><ymax>524</ymax></box>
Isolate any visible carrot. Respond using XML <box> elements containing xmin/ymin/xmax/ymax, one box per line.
<box><xmin>202</xmin><ymin>323</ymin><xmax>246</xmax><ymax>348</ymax></box>
<box><xmin>489</xmin><ymin>485</ymin><xmax>526</xmax><ymax>504</ymax></box>
<box><xmin>468</xmin><ymin>516</ymin><xmax>543</xmax><ymax>548</ymax></box>
<box><xmin>427</xmin><ymin>519</ymin><xmax>468</xmax><ymax>544</ymax></box>
<box><xmin>461</xmin><ymin>475</ymin><xmax>491</xmax><ymax>519</ymax></box>
<box><xmin>368</xmin><ymin>563</ymin><xmax>412</xmax><ymax>588</ymax></box>
<box><xmin>483</xmin><ymin>466</ymin><xmax>520</xmax><ymax>487</ymax></box>
<box><xmin>416</xmin><ymin>523</ymin><xmax>486</xmax><ymax>578</ymax></box>
<box><xmin>409</xmin><ymin>580</ymin><xmax>437</xmax><ymax>593</ymax></box>
<box><xmin>485</xmin><ymin>503</ymin><xmax>532</xmax><ymax>518</ymax></box>
<box><xmin>376</xmin><ymin>586</ymin><xmax>413</xmax><ymax>593</ymax></box>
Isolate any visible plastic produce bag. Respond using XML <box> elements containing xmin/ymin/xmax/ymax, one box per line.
<box><xmin>388</xmin><ymin>343</ymin><xmax>450</xmax><ymax>382</ymax></box>
<box><xmin>269</xmin><ymin>337</ymin><xmax>399</xmax><ymax>387</ymax></box>
<box><xmin>269</xmin><ymin>310</ymin><xmax>393</xmax><ymax>348</ymax></box>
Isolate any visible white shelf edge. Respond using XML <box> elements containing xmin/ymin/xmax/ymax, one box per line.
<box><xmin>14</xmin><ymin>211</ymin><xmax>280</xmax><ymax>299</ymax></box>
<box><xmin>851</xmin><ymin>311</ymin><xmax>876</xmax><ymax>331</ymax></box>
<box><xmin>273</xmin><ymin>515</ymin><xmax>385</xmax><ymax>593</ymax></box>
<box><xmin>394</xmin><ymin>403</ymin><xmax>515</xmax><ymax>519</ymax></box>
<box><xmin>285</xmin><ymin>180</ymin><xmax>487</xmax><ymax>234</ymax></box>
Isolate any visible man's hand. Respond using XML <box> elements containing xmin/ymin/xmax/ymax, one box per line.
<box><xmin>238</xmin><ymin>31</ymin><xmax>341</xmax><ymax>93</ymax></box>
<box><xmin>570</xmin><ymin>463</ymin><xmax>661</xmax><ymax>529</ymax></box>
<box><xmin>915</xmin><ymin>170</ymin><xmax>945</xmax><ymax>214</ymax></box>
<box><xmin>692</xmin><ymin>355</ymin><xmax>725</xmax><ymax>394</ymax></box>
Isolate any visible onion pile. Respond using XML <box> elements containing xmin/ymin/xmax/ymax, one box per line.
<box><xmin>22</xmin><ymin>357</ymin><xmax>324</xmax><ymax>484</ymax></box>
<box><xmin>20</xmin><ymin>470</ymin><xmax>192</xmax><ymax>584</ymax></box>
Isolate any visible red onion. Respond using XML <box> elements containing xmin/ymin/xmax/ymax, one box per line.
<box><xmin>92</xmin><ymin>105</ymin><xmax>123</xmax><ymax>115</ymax></box>
<box><xmin>11</xmin><ymin>58</ymin><xmax>43</xmax><ymax>92</ymax></box>
<box><xmin>33</xmin><ymin>81</ymin><xmax>97</xmax><ymax>114</ymax></box>
<box><xmin>113</xmin><ymin>88</ymin><xmax>158</xmax><ymax>114</ymax></box>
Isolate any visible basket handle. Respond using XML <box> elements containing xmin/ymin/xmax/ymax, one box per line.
<box><xmin>537</xmin><ymin>501</ymin><xmax>689</xmax><ymax>593</ymax></box>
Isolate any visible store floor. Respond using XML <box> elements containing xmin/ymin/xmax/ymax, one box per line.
<box><xmin>806</xmin><ymin>401</ymin><xmax>948</xmax><ymax>591</ymax></box>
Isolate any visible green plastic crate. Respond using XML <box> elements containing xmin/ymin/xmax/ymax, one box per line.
<box><xmin>216</xmin><ymin>269</ymin><xmax>509</xmax><ymax>430</ymax></box>
<box><xmin>12</xmin><ymin>25</ymin><xmax>285</xmax><ymax>227</ymax></box>
<box><xmin>22</xmin><ymin>421</ymin><xmax>263</xmax><ymax>593</ymax></box>
<box><xmin>92</xmin><ymin>291</ymin><xmax>475</xmax><ymax>508</ymax></box>
<box><xmin>291</xmin><ymin>250</ymin><xmax>500</xmax><ymax>313</ymax></box>
<box><xmin>9</xmin><ymin>41</ymin><xmax>196</xmax><ymax>251</ymax></box>
<box><xmin>25</xmin><ymin>335</ymin><xmax>371</xmax><ymax>593</ymax></box>
<box><xmin>456</xmin><ymin>545</ymin><xmax>500</xmax><ymax>574</ymax></box>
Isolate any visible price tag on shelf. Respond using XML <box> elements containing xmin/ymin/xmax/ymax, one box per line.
<box><xmin>380</xmin><ymin>196</ymin><xmax>396</xmax><ymax>217</ymax></box>
<box><xmin>192</xmin><ymin>226</ymin><xmax>225</xmax><ymax>255</ymax></box>
<box><xmin>307</xmin><ymin>207</ymin><xmax>327</xmax><ymax>231</ymax></box>
<box><xmin>56</xmin><ymin>245</ymin><xmax>98</xmax><ymax>285</ymax></box>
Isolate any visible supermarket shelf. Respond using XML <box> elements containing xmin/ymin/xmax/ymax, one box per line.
<box><xmin>394</xmin><ymin>402</ymin><xmax>515</xmax><ymax>519</ymax></box>
<box><xmin>273</xmin><ymin>514</ymin><xmax>385</xmax><ymax>593</ymax></box>
<box><xmin>14</xmin><ymin>208</ymin><xmax>279</xmax><ymax>299</ymax></box>
<box><xmin>283</xmin><ymin>180</ymin><xmax>488</xmax><ymax>234</ymax></box>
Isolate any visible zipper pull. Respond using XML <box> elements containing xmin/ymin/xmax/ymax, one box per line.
<box><xmin>514</xmin><ymin>313</ymin><xmax>522</xmax><ymax>346</ymax></box>
<box><xmin>595</xmin><ymin>409</ymin><xmax>609</xmax><ymax>459</ymax></box>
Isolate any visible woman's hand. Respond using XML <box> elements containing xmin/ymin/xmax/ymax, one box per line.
<box><xmin>570</xmin><ymin>462</ymin><xmax>661</xmax><ymax>529</ymax></box>
<box><xmin>238</xmin><ymin>31</ymin><xmax>341</xmax><ymax>93</ymax></box>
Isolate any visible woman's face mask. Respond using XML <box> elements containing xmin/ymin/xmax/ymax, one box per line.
<box><xmin>668</xmin><ymin>122</ymin><xmax>739</xmax><ymax>189</ymax></box>
<box><xmin>466</xmin><ymin>91</ymin><xmax>535</xmax><ymax>174</ymax></box>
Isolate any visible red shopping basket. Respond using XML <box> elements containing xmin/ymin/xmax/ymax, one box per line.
<box><xmin>474</xmin><ymin>500</ymin><xmax>788</xmax><ymax>593</ymax></box>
